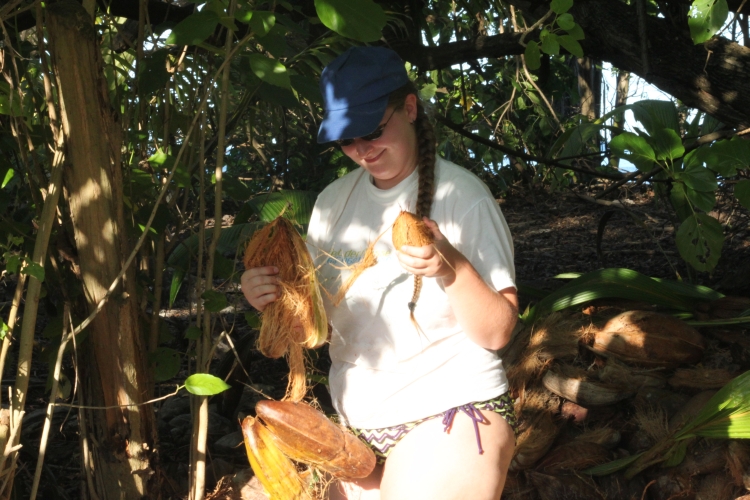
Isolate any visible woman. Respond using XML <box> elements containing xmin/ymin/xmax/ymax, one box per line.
<box><xmin>241</xmin><ymin>46</ymin><xmax>518</xmax><ymax>500</ymax></box>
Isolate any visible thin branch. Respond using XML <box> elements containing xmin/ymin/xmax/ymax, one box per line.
<box><xmin>434</xmin><ymin>114</ymin><xmax>626</xmax><ymax>180</ymax></box>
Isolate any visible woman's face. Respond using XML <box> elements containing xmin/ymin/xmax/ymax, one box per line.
<box><xmin>340</xmin><ymin>93</ymin><xmax>419</xmax><ymax>190</ymax></box>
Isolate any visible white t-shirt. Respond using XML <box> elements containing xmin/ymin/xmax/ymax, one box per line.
<box><xmin>307</xmin><ymin>156</ymin><xmax>515</xmax><ymax>429</ymax></box>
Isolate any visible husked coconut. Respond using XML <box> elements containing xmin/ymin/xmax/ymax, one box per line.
<box><xmin>391</xmin><ymin>211</ymin><xmax>433</xmax><ymax>250</ymax></box>
<box><xmin>591</xmin><ymin>310</ymin><xmax>706</xmax><ymax>368</ymax></box>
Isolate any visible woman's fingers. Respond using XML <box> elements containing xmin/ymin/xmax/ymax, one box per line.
<box><xmin>241</xmin><ymin>266</ymin><xmax>281</xmax><ymax>312</ymax></box>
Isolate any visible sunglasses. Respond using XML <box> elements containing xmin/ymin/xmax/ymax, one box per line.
<box><xmin>335</xmin><ymin>108</ymin><xmax>397</xmax><ymax>147</ymax></box>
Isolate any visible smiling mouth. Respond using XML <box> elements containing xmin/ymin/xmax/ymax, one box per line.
<box><xmin>362</xmin><ymin>150</ymin><xmax>384</xmax><ymax>163</ymax></box>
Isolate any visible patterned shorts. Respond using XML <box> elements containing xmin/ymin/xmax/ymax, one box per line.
<box><xmin>350</xmin><ymin>393</ymin><xmax>519</xmax><ymax>464</ymax></box>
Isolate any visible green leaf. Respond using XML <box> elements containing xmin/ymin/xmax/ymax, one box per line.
<box><xmin>234</xmin><ymin>5</ymin><xmax>253</xmax><ymax>22</ymax></box>
<box><xmin>242</xmin><ymin>190</ymin><xmax>318</xmax><ymax>228</ymax></box>
<box><xmin>184</xmin><ymin>325</ymin><xmax>203</xmax><ymax>340</ymax></box>
<box><xmin>565</xmin><ymin>23</ymin><xmax>585</xmax><ymax>40</ymax></box>
<box><xmin>21</xmin><ymin>261</ymin><xmax>45</xmax><ymax>282</ymax></box>
<box><xmin>245</xmin><ymin>311</ymin><xmax>261</xmax><ymax>328</ymax></box>
<box><xmin>166</xmin><ymin>10</ymin><xmax>220</xmax><ymax>46</ymax></box>
<box><xmin>524</xmin><ymin>41</ymin><xmax>541</xmax><ymax>71</ymax></box>
<box><xmin>685</xmin><ymin>185</ymin><xmax>716</xmax><ymax>212</ymax></box>
<box><xmin>0</xmin><ymin>94</ymin><xmax>23</xmax><ymax>116</ymax></box>
<box><xmin>680</xmin><ymin>161</ymin><xmax>718</xmax><ymax>192</ymax></box>
<box><xmin>169</xmin><ymin>266</ymin><xmax>185</xmax><ymax>308</ymax></box>
<box><xmin>609</xmin><ymin>132</ymin><xmax>656</xmax><ymax>171</ymax></box>
<box><xmin>138</xmin><ymin>49</ymin><xmax>170</xmax><ymax>96</ymax></box>
<box><xmin>315</xmin><ymin>0</ymin><xmax>386</xmax><ymax>42</ymax></box>
<box><xmin>630</xmin><ymin>100</ymin><xmax>680</xmax><ymax>136</ymax></box>
<box><xmin>420</xmin><ymin>83</ymin><xmax>437</xmax><ymax>100</ymax></box>
<box><xmin>201</xmin><ymin>290</ymin><xmax>228</xmax><ymax>312</ymax></box>
<box><xmin>149</xmin><ymin>347</ymin><xmax>181</xmax><ymax>382</ymax></box>
<box><xmin>735</xmin><ymin>179</ymin><xmax>750</xmax><ymax>209</ymax></box>
<box><xmin>541</xmin><ymin>33</ymin><xmax>560</xmax><ymax>55</ymax></box>
<box><xmin>1</xmin><ymin>168</ymin><xmax>14</xmax><ymax>189</ymax></box>
<box><xmin>651</xmin><ymin>128</ymin><xmax>685</xmax><ymax>162</ymax></box>
<box><xmin>4</xmin><ymin>253</ymin><xmax>20</xmax><ymax>274</ymax></box>
<box><xmin>676</xmin><ymin>213</ymin><xmax>724</xmax><ymax>272</ymax></box>
<box><xmin>689</xmin><ymin>0</ymin><xmax>729</xmax><ymax>44</ymax></box>
<box><xmin>258</xmin><ymin>25</ymin><xmax>290</xmax><ymax>58</ymax></box>
<box><xmin>247</xmin><ymin>54</ymin><xmax>291</xmax><ymax>89</ymax></box>
<box><xmin>676</xmin><ymin>370</ymin><xmax>750</xmax><ymax>439</ymax></box>
<box><xmin>213</xmin><ymin>251</ymin><xmax>235</xmax><ymax>280</ymax></box>
<box><xmin>290</xmin><ymin>75</ymin><xmax>323</xmax><ymax>104</ymax></box>
<box><xmin>185</xmin><ymin>373</ymin><xmax>231</xmax><ymax>395</ymax></box>
<box><xmin>701</xmin><ymin>138</ymin><xmax>750</xmax><ymax>177</ymax></box>
<box><xmin>524</xmin><ymin>268</ymin><xmax>715</xmax><ymax>324</ymax></box>
<box><xmin>557</xmin><ymin>35</ymin><xmax>583</xmax><ymax>58</ymax></box>
<box><xmin>557</xmin><ymin>13</ymin><xmax>575</xmax><ymax>30</ymax></box>
<box><xmin>550</xmin><ymin>0</ymin><xmax>573</xmax><ymax>14</ymax></box>
<box><xmin>248</xmin><ymin>11</ymin><xmax>276</xmax><ymax>37</ymax></box>
<box><xmin>0</xmin><ymin>320</ymin><xmax>9</xmax><ymax>340</ymax></box>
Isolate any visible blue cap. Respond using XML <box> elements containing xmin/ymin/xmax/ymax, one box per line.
<box><xmin>317</xmin><ymin>46</ymin><xmax>409</xmax><ymax>144</ymax></box>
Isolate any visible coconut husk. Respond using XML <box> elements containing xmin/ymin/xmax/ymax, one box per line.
<box><xmin>668</xmin><ymin>390</ymin><xmax>717</xmax><ymax>433</ymax></box>
<box><xmin>511</xmin><ymin>405</ymin><xmax>561</xmax><ymax>471</ymax></box>
<box><xmin>598</xmin><ymin>357</ymin><xmax>667</xmax><ymax>389</ymax></box>
<box><xmin>542</xmin><ymin>364</ymin><xmax>632</xmax><ymax>407</ymax></box>
<box><xmin>575</xmin><ymin>427</ymin><xmax>621</xmax><ymax>449</ymax></box>
<box><xmin>391</xmin><ymin>211</ymin><xmax>433</xmax><ymax>250</ymax></box>
<box><xmin>649</xmin><ymin>472</ymin><xmax>694</xmax><ymax>500</ymax></box>
<box><xmin>633</xmin><ymin>404</ymin><xmax>670</xmax><ymax>445</ymax></box>
<box><xmin>596</xmin><ymin>471</ymin><xmax>647</xmax><ymax>500</ymax></box>
<box><xmin>668</xmin><ymin>367</ymin><xmax>735</xmax><ymax>391</ymax></box>
<box><xmin>709</xmin><ymin>296</ymin><xmax>750</xmax><ymax>319</ymax></box>
<box><xmin>634</xmin><ymin>387</ymin><xmax>689</xmax><ymax>422</ymax></box>
<box><xmin>590</xmin><ymin>310</ymin><xmax>706</xmax><ymax>368</ymax></box>
<box><xmin>674</xmin><ymin>439</ymin><xmax>727</xmax><ymax>477</ymax></box>
<box><xmin>243</xmin><ymin>217</ymin><xmax>328</xmax><ymax>401</ymax></box>
<box><xmin>525</xmin><ymin>470</ymin><xmax>599</xmax><ymax>500</ymax></box>
<box><xmin>726</xmin><ymin>441</ymin><xmax>750</xmax><ymax>488</ymax></box>
<box><xmin>695</xmin><ymin>471</ymin><xmax>740</xmax><ymax>500</ymax></box>
<box><xmin>535</xmin><ymin>441</ymin><xmax>610</xmax><ymax>474</ymax></box>
<box><xmin>506</xmin><ymin>313</ymin><xmax>588</xmax><ymax>398</ymax></box>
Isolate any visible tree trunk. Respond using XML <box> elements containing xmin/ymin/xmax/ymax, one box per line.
<box><xmin>576</xmin><ymin>57</ymin><xmax>601</xmax><ymax>121</ymax></box>
<box><xmin>47</xmin><ymin>2</ymin><xmax>156</xmax><ymax>498</ymax></box>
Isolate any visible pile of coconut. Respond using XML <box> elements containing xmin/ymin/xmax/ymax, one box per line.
<box><xmin>501</xmin><ymin>297</ymin><xmax>750</xmax><ymax>500</ymax></box>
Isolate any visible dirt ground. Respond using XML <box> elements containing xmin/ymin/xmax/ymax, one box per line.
<box><xmin>7</xmin><ymin>182</ymin><xmax>750</xmax><ymax>499</ymax></box>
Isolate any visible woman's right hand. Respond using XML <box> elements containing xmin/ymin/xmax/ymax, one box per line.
<box><xmin>240</xmin><ymin>266</ymin><xmax>281</xmax><ymax>312</ymax></box>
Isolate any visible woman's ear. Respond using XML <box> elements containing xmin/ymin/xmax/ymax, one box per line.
<box><xmin>404</xmin><ymin>93</ymin><xmax>418</xmax><ymax>122</ymax></box>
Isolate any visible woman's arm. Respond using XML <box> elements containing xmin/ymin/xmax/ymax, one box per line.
<box><xmin>396</xmin><ymin>219</ymin><xmax>518</xmax><ymax>350</ymax></box>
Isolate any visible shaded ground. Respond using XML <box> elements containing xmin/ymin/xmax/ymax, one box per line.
<box><xmin>7</xmin><ymin>183</ymin><xmax>750</xmax><ymax>499</ymax></box>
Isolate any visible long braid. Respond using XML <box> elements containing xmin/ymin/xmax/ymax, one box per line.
<box><xmin>408</xmin><ymin>98</ymin><xmax>437</xmax><ymax>315</ymax></box>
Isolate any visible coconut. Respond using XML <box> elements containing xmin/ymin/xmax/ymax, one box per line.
<box><xmin>598</xmin><ymin>358</ymin><xmax>667</xmax><ymax>389</ymax></box>
<box><xmin>525</xmin><ymin>471</ymin><xmax>599</xmax><ymax>500</ymax></box>
<box><xmin>391</xmin><ymin>210</ymin><xmax>433</xmax><ymax>250</ymax></box>
<box><xmin>542</xmin><ymin>364</ymin><xmax>632</xmax><ymax>407</ymax></box>
<box><xmin>668</xmin><ymin>367</ymin><xmax>735</xmax><ymax>391</ymax></box>
<box><xmin>511</xmin><ymin>409</ymin><xmax>561</xmax><ymax>471</ymax></box>
<box><xmin>709</xmin><ymin>296</ymin><xmax>750</xmax><ymax>319</ymax></box>
<box><xmin>575</xmin><ymin>427</ymin><xmax>621</xmax><ymax>449</ymax></box>
<box><xmin>244</xmin><ymin>217</ymin><xmax>328</xmax><ymax>401</ymax></box>
<box><xmin>590</xmin><ymin>310</ymin><xmax>706</xmax><ymax>368</ymax></box>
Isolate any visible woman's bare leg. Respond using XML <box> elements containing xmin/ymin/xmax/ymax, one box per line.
<box><xmin>328</xmin><ymin>464</ymin><xmax>383</xmax><ymax>500</ymax></box>
<box><xmin>380</xmin><ymin>410</ymin><xmax>514</xmax><ymax>500</ymax></box>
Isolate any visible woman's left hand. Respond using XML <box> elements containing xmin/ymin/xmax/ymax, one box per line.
<box><xmin>396</xmin><ymin>218</ymin><xmax>462</xmax><ymax>283</ymax></box>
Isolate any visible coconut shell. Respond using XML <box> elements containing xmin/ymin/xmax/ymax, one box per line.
<box><xmin>255</xmin><ymin>400</ymin><xmax>375</xmax><ymax>479</ymax></box>
<box><xmin>591</xmin><ymin>311</ymin><xmax>706</xmax><ymax>368</ymax></box>
<box><xmin>391</xmin><ymin>211</ymin><xmax>433</xmax><ymax>250</ymax></box>
<box><xmin>542</xmin><ymin>365</ymin><xmax>632</xmax><ymax>407</ymax></box>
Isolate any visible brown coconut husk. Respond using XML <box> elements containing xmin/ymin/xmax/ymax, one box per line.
<box><xmin>512</xmin><ymin>403</ymin><xmax>562</xmax><ymax>470</ymax></box>
<box><xmin>506</xmin><ymin>312</ymin><xmax>589</xmax><ymax>398</ymax></box>
<box><xmin>598</xmin><ymin>357</ymin><xmax>667</xmax><ymax>390</ymax></box>
<box><xmin>709</xmin><ymin>295</ymin><xmax>750</xmax><ymax>319</ymax></box>
<box><xmin>542</xmin><ymin>363</ymin><xmax>632</xmax><ymax>407</ymax></box>
<box><xmin>525</xmin><ymin>470</ymin><xmax>599</xmax><ymax>500</ymax></box>
<box><xmin>391</xmin><ymin>211</ymin><xmax>433</xmax><ymax>250</ymax></box>
<box><xmin>726</xmin><ymin>440</ymin><xmax>750</xmax><ymax>488</ymax></box>
<box><xmin>590</xmin><ymin>310</ymin><xmax>706</xmax><ymax>368</ymax></box>
<box><xmin>596</xmin><ymin>471</ymin><xmax>647</xmax><ymax>500</ymax></box>
<box><xmin>535</xmin><ymin>441</ymin><xmax>610</xmax><ymax>474</ymax></box>
<box><xmin>695</xmin><ymin>471</ymin><xmax>741</xmax><ymax>500</ymax></box>
<box><xmin>668</xmin><ymin>367</ymin><xmax>735</xmax><ymax>391</ymax></box>
<box><xmin>244</xmin><ymin>217</ymin><xmax>328</xmax><ymax>402</ymax></box>
<box><xmin>575</xmin><ymin>427</ymin><xmax>621</xmax><ymax>449</ymax></box>
<box><xmin>668</xmin><ymin>390</ymin><xmax>717</xmax><ymax>433</ymax></box>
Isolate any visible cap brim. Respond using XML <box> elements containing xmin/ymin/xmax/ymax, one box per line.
<box><xmin>317</xmin><ymin>96</ymin><xmax>389</xmax><ymax>144</ymax></box>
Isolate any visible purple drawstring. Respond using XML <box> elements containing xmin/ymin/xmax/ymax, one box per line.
<box><xmin>441</xmin><ymin>404</ymin><xmax>489</xmax><ymax>454</ymax></box>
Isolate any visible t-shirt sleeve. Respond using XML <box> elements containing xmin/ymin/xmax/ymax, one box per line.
<box><xmin>453</xmin><ymin>197</ymin><xmax>516</xmax><ymax>292</ymax></box>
